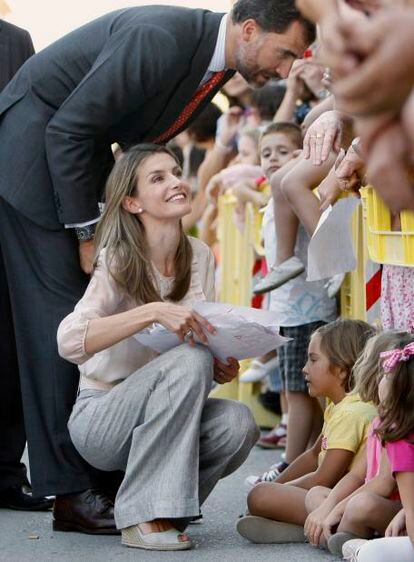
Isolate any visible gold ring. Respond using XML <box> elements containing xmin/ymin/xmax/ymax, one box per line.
<box><xmin>184</xmin><ymin>329</ymin><xmax>193</xmax><ymax>341</ymax></box>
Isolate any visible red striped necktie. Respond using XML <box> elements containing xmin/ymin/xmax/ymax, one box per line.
<box><xmin>153</xmin><ymin>70</ymin><xmax>227</xmax><ymax>144</ymax></box>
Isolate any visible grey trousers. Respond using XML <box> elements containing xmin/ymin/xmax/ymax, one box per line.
<box><xmin>68</xmin><ymin>345</ymin><xmax>259</xmax><ymax>529</ymax></box>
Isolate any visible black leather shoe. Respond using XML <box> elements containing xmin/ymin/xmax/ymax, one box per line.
<box><xmin>53</xmin><ymin>489</ymin><xmax>119</xmax><ymax>535</ymax></box>
<box><xmin>0</xmin><ymin>484</ymin><xmax>54</xmax><ymax>511</ymax></box>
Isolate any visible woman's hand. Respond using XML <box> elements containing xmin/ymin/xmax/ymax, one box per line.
<box><xmin>305</xmin><ymin>504</ymin><xmax>331</xmax><ymax>546</ymax></box>
<box><xmin>213</xmin><ymin>357</ymin><xmax>240</xmax><ymax>384</ymax></box>
<box><xmin>303</xmin><ymin>110</ymin><xmax>343</xmax><ymax>166</ymax></box>
<box><xmin>150</xmin><ymin>302</ymin><xmax>216</xmax><ymax>344</ymax></box>
<box><xmin>385</xmin><ymin>509</ymin><xmax>407</xmax><ymax>538</ymax></box>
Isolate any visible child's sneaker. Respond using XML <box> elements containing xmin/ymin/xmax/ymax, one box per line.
<box><xmin>253</xmin><ymin>256</ymin><xmax>305</xmax><ymax>294</ymax></box>
<box><xmin>244</xmin><ymin>461</ymin><xmax>289</xmax><ymax>489</ymax></box>
<box><xmin>239</xmin><ymin>356</ymin><xmax>280</xmax><ymax>383</ymax></box>
<box><xmin>342</xmin><ymin>538</ymin><xmax>368</xmax><ymax>561</ymax></box>
<box><xmin>256</xmin><ymin>424</ymin><xmax>287</xmax><ymax>449</ymax></box>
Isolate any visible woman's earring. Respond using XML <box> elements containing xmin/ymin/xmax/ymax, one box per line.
<box><xmin>138</xmin><ymin>208</ymin><xmax>143</xmax><ymax>214</ymax></box>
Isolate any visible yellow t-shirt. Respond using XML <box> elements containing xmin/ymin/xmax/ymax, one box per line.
<box><xmin>318</xmin><ymin>394</ymin><xmax>377</xmax><ymax>468</ymax></box>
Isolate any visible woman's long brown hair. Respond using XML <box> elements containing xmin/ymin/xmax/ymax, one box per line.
<box><xmin>94</xmin><ymin>144</ymin><xmax>193</xmax><ymax>304</ymax></box>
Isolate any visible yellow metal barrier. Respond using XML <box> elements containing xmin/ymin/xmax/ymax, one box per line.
<box><xmin>360</xmin><ymin>187</ymin><xmax>414</xmax><ymax>267</ymax></box>
<box><xmin>211</xmin><ymin>193</ymin><xmax>278</xmax><ymax>427</ymax></box>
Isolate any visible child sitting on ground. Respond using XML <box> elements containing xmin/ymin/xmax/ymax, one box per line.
<box><xmin>340</xmin><ymin>333</ymin><xmax>414</xmax><ymax>562</ymax></box>
<box><xmin>237</xmin><ymin>319</ymin><xmax>377</xmax><ymax>544</ymax></box>
<box><xmin>303</xmin><ymin>331</ymin><xmax>406</xmax><ymax>555</ymax></box>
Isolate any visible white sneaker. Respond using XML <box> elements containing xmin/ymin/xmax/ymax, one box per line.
<box><xmin>324</xmin><ymin>273</ymin><xmax>345</xmax><ymax>299</ymax></box>
<box><xmin>342</xmin><ymin>538</ymin><xmax>368</xmax><ymax>561</ymax></box>
<box><xmin>253</xmin><ymin>256</ymin><xmax>305</xmax><ymax>295</ymax></box>
<box><xmin>239</xmin><ymin>356</ymin><xmax>280</xmax><ymax>383</ymax></box>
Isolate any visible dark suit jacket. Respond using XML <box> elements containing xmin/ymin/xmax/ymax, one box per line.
<box><xmin>0</xmin><ymin>20</ymin><xmax>34</xmax><ymax>91</ymax></box>
<box><xmin>0</xmin><ymin>6</ymin><xmax>233</xmax><ymax>230</ymax></box>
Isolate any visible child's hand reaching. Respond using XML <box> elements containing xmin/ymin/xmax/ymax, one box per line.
<box><xmin>304</xmin><ymin>504</ymin><xmax>332</xmax><ymax>546</ymax></box>
<box><xmin>205</xmin><ymin>175</ymin><xmax>223</xmax><ymax>206</ymax></box>
<box><xmin>385</xmin><ymin>509</ymin><xmax>407</xmax><ymax>537</ymax></box>
<box><xmin>322</xmin><ymin>504</ymin><xmax>345</xmax><ymax>542</ymax></box>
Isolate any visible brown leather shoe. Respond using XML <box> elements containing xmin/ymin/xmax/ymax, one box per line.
<box><xmin>53</xmin><ymin>489</ymin><xmax>119</xmax><ymax>535</ymax></box>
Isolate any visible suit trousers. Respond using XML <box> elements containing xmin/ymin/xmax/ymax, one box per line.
<box><xmin>0</xmin><ymin>198</ymin><xmax>98</xmax><ymax>495</ymax></box>
<box><xmin>67</xmin><ymin>345</ymin><xmax>260</xmax><ymax>529</ymax></box>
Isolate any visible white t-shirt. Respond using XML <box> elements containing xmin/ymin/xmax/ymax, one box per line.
<box><xmin>262</xmin><ymin>200</ymin><xmax>337</xmax><ymax>327</ymax></box>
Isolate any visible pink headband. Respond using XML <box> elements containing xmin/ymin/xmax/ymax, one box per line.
<box><xmin>380</xmin><ymin>342</ymin><xmax>414</xmax><ymax>373</ymax></box>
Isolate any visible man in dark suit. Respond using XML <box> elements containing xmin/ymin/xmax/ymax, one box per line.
<box><xmin>0</xmin><ymin>0</ymin><xmax>315</xmax><ymax>534</ymax></box>
<box><xmin>0</xmin><ymin>19</ymin><xmax>53</xmax><ymax>512</ymax></box>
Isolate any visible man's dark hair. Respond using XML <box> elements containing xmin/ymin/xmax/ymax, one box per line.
<box><xmin>231</xmin><ymin>0</ymin><xmax>316</xmax><ymax>45</ymax></box>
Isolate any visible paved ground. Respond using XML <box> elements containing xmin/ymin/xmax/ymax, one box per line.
<box><xmin>0</xmin><ymin>447</ymin><xmax>337</xmax><ymax>562</ymax></box>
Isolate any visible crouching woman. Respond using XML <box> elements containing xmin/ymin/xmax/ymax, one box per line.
<box><xmin>57</xmin><ymin>144</ymin><xmax>259</xmax><ymax>551</ymax></box>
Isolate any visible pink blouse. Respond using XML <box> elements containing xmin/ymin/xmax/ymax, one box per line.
<box><xmin>57</xmin><ymin>237</ymin><xmax>215</xmax><ymax>391</ymax></box>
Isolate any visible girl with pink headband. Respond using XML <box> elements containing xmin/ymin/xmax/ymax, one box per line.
<box><xmin>341</xmin><ymin>333</ymin><xmax>414</xmax><ymax>561</ymax></box>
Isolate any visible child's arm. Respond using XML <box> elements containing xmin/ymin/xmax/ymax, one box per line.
<box><xmin>396</xmin><ymin>472</ymin><xmax>414</xmax><ymax>545</ymax></box>
<box><xmin>286</xmin><ymin>448</ymin><xmax>354</xmax><ymax>490</ymax></box>
<box><xmin>275</xmin><ymin>435</ymin><xmax>322</xmax><ymax>484</ymax></box>
<box><xmin>323</xmin><ymin>448</ymin><xmax>397</xmax><ymax>541</ymax></box>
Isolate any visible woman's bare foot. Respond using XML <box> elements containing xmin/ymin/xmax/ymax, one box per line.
<box><xmin>139</xmin><ymin>519</ymin><xmax>190</xmax><ymax>543</ymax></box>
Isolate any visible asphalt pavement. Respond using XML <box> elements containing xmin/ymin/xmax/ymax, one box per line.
<box><xmin>0</xmin><ymin>447</ymin><xmax>338</xmax><ymax>562</ymax></box>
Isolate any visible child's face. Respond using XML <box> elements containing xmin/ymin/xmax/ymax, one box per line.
<box><xmin>260</xmin><ymin>133</ymin><xmax>299</xmax><ymax>179</ymax></box>
<box><xmin>234</xmin><ymin>135</ymin><xmax>259</xmax><ymax>166</ymax></box>
<box><xmin>303</xmin><ymin>335</ymin><xmax>345</xmax><ymax>401</ymax></box>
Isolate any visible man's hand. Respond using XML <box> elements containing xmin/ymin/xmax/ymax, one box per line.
<box><xmin>333</xmin><ymin>9</ymin><xmax>414</xmax><ymax>116</ymax></box>
<box><xmin>213</xmin><ymin>357</ymin><xmax>240</xmax><ymax>384</ymax></box>
<box><xmin>78</xmin><ymin>239</ymin><xmax>95</xmax><ymax>275</ymax></box>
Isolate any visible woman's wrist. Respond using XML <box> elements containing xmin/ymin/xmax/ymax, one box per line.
<box><xmin>138</xmin><ymin>302</ymin><xmax>160</xmax><ymax>326</ymax></box>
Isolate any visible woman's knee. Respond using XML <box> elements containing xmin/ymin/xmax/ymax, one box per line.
<box><xmin>224</xmin><ymin>400</ymin><xmax>259</xmax><ymax>451</ymax></box>
<box><xmin>175</xmin><ymin>344</ymin><xmax>214</xmax><ymax>388</ymax></box>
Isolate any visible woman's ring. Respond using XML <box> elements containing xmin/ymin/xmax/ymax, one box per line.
<box><xmin>184</xmin><ymin>329</ymin><xmax>193</xmax><ymax>341</ymax></box>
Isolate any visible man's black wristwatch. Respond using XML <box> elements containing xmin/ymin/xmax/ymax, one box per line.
<box><xmin>75</xmin><ymin>223</ymin><xmax>96</xmax><ymax>241</ymax></box>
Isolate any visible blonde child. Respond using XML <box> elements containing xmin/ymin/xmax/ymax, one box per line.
<box><xmin>237</xmin><ymin>319</ymin><xmax>376</xmax><ymax>544</ymax></box>
<box><xmin>303</xmin><ymin>332</ymin><xmax>406</xmax><ymax>554</ymax></box>
<box><xmin>340</xmin><ymin>333</ymin><xmax>414</xmax><ymax>562</ymax></box>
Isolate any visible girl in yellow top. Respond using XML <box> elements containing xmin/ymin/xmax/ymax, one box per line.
<box><xmin>237</xmin><ymin>319</ymin><xmax>377</xmax><ymax>544</ymax></box>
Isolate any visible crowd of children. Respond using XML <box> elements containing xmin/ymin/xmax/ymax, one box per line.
<box><xmin>173</xmin><ymin>10</ymin><xmax>414</xmax><ymax>557</ymax></box>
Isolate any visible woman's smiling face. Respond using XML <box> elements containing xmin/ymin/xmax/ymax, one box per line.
<box><xmin>131</xmin><ymin>153</ymin><xmax>192</xmax><ymax>222</ymax></box>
